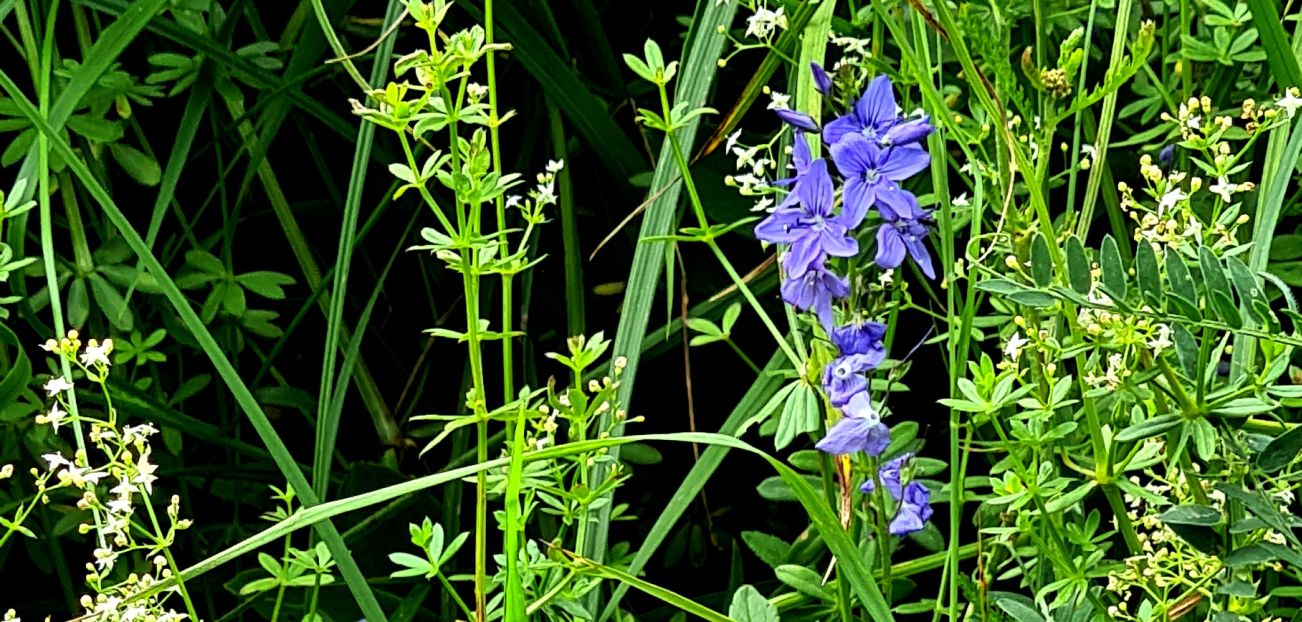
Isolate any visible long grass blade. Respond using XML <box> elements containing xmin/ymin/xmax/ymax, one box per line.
<box><xmin>1245</xmin><ymin>0</ymin><xmax>1302</xmax><ymax>89</ymax></box>
<box><xmin>585</xmin><ymin>0</ymin><xmax>739</xmax><ymax>577</ymax></box>
<box><xmin>0</xmin><ymin>69</ymin><xmax>389</xmax><ymax>622</ymax></box>
<box><xmin>313</xmin><ymin>0</ymin><xmax>405</xmax><ymax>499</ymax></box>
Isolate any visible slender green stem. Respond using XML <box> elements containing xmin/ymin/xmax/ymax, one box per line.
<box><xmin>438</xmin><ymin>573</ymin><xmax>474</xmax><ymax>620</ymax></box>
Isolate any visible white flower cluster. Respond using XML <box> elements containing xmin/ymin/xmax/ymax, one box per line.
<box><xmin>21</xmin><ymin>331</ymin><xmax>196</xmax><ymax>622</ymax></box>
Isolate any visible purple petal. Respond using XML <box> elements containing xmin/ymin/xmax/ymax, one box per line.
<box><xmin>822</xmin><ymin>115</ymin><xmax>859</xmax><ymax>147</ymax></box>
<box><xmin>815</xmin><ymin>415</ymin><xmax>873</xmax><ymax>455</ymax></box>
<box><xmin>905</xmin><ymin>235</ymin><xmax>936</xmax><ymax>279</ymax></box>
<box><xmin>876</xmin><ymin>187</ymin><xmax>920</xmax><ymax>221</ymax></box>
<box><xmin>864</xmin><ymin>423</ymin><xmax>890</xmax><ymax>457</ymax></box>
<box><xmin>878</xmin><ymin>145</ymin><xmax>931</xmax><ymax>180</ymax></box>
<box><xmin>889</xmin><ymin>508</ymin><xmax>926</xmax><ymax>535</ymax></box>
<box><xmin>819</xmin><ymin>229</ymin><xmax>859</xmax><ymax>258</ymax></box>
<box><xmin>754</xmin><ymin>209</ymin><xmax>804</xmax><ymax>243</ymax></box>
<box><xmin>800</xmin><ymin>159</ymin><xmax>835</xmax><ymax>216</ymax></box>
<box><xmin>831</xmin><ymin>321</ymin><xmax>887</xmax><ymax>356</ymax></box>
<box><xmin>776</xmin><ymin>108</ymin><xmax>820</xmax><ymax>133</ymax></box>
<box><xmin>822</xmin><ymin>368</ymin><xmax>868</xmax><ymax>407</ymax></box>
<box><xmin>780</xmin><ymin>274</ymin><xmax>815</xmax><ymax>310</ymax></box>
<box><xmin>811</xmin><ymin>62</ymin><xmax>832</xmax><ymax>95</ymax></box>
<box><xmin>889</xmin><ymin>482</ymin><xmax>933</xmax><ymax>535</ymax></box>
<box><xmin>792</xmin><ymin>132</ymin><xmax>812</xmax><ymax>174</ymax></box>
<box><xmin>783</xmin><ymin>237</ymin><xmax>824</xmax><ymax>277</ymax></box>
<box><xmin>830</xmin><ymin>133</ymin><xmax>874</xmax><ymax>178</ymax></box>
<box><xmin>855</xmin><ymin>75</ymin><xmax>898</xmax><ymax>128</ymax></box>
<box><xmin>862</xmin><ymin>452</ymin><xmax>911</xmax><ymax>499</ymax></box>
<box><xmin>841</xmin><ymin>176</ymin><xmax>873</xmax><ymax>229</ymax></box>
<box><xmin>875</xmin><ymin>226</ymin><xmax>907</xmax><ymax>269</ymax></box>
<box><xmin>882</xmin><ymin>117</ymin><xmax>934</xmax><ymax>147</ymax></box>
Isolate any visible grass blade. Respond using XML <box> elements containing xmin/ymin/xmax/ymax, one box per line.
<box><xmin>312</xmin><ymin>0</ymin><xmax>405</xmax><ymax>499</ymax></box>
<box><xmin>575</xmin><ymin>557</ymin><xmax>735</xmax><ymax>622</ymax></box>
<box><xmin>1246</xmin><ymin>0</ymin><xmax>1302</xmax><ymax>89</ymax></box>
<box><xmin>0</xmin><ymin>69</ymin><xmax>389</xmax><ymax>622</ymax></box>
<box><xmin>585</xmin><ymin>0</ymin><xmax>738</xmax><ymax>577</ymax></box>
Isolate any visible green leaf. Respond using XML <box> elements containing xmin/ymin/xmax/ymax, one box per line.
<box><xmin>1199</xmin><ymin>246</ymin><xmax>1234</xmax><ymax>304</ymax></box>
<box><xmin>1065</xmin><ymin>236</ymin><xmax>1092</xmax><ymax>294</ymax></box>
<box><xmin>1115</xmin><ymin>414</ymin><xmax>1182</xmax><ymax>442</ymax></box>
<box><xmin>236</xmin><ymin>271</ymin><xmax>296</xmax><ymax>300</ymax></box>
<box><xmin>108</xmin><ymin>143</ymin><xmax>162</xmax><ymax>186</ymax></box>
<box><xmin>1225</xmin><ymin>544</ymin><xmax>1278</xmax><ymax>567</ymax></box>
<box><xmin>1257</xmin><ymin>424</ymin><xmax>1302</xmax><ymax>472</ymax></box>
<box><xmin>741</xmin><ymin>531</ymin><xmax>788</xmax><ymax>569</ymax></box>
<box><xmin>775</xmin><ymin>564</ymin><xmax>832</xmax><ymax>601</ymax></box>
<box><xmin>1100</xmin><ymin>235</ymin><xmax>1127</xmax><ymax>299</ymax></box>
<box><xmin>728</xmin><ymin>585</ymin><xmax>779</xmax><ymax>622</ymax></box>
<box><xmin>1030</xmin><ymin>233</ymin><xmax>1052</xmax><ymax>287</ymax></box>
<box><xmin>1215</xmin><ymin>484</ymin><xmax>1300</xmax><ymax>547</ymax></box>
<box><xmin>1159</xmin><ymin>505</ymin><xmax>1222</xmax><ymax>526</ymax></box>
<box><xmin>1167</xmin><ymin>251</ymin><xmax>1197</xmax><ymax>302</ymax></box>
<box><xmin>1007</xmin><ymin>291</ymin><xmax>1058</xmax><ymax>308</ymax></box>
<box><xmin>774</xmin><ymin>382</ymin><xmax>819</xmax><ymax>451</ymax></box>
<box><xmin>996</xmin><ymin>599</ymin><xmax>1045</xmax><ymax>622</ymax></box>
<box><xmin>975</xmin><ymin>278</ymin><xmax>1028</xmax><ymax>295</ymax></box>
<box><xmin>1136</xmin><ymin>241</ymin><xmax>1162</xmax><ymax>304</ymax></box>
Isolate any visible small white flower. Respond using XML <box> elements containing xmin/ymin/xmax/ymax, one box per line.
<box><xmin>731</xmin><ymin>145</ymin><xmax>762</xmax><ymax>171</ymax></box>
<box><xmin>506</xmin><ymin>195</ymin><xmax>521</xmax><ymax>208</ymax></box>
<box><xmin>43</xmin><ymin>453</ymin><xmax>71</xmax><ymax>472</ymax></box>
<box><xmin>546</xmin><ymin>159</ymin><xmax>565</xmax><ymax>174</ymax></box>
<box><xmin>952</xmin><ymin>193</ymin><xmax>970</xmax><ymax>207</ymax></box>
<box><xmin>878</xmin><ymin>270</ymin><xmax>894</xmax><ymax>286</ymax></box>
<box><xmin>1209</xmin><ymin>176</ymin><xmax>1236</xmax><ymax>203</ymax></box>
<box><xmin>132</xmin><ymin>449</ymin><xmax>159</xmax><ymax>494</ymax></box>
<box><xmin>745</xmin><ymin>5</ymin><xmax>786</xmax><ymax>40</ymax></box>
<box><xmin>724</xmin><ymin>130</ymin><xmax>742</xmax><ymax>154</ymax></box>
<box><xmin>43</xmin><ymin>376</ymin><xmax>73</xmax><ymax>397</ymax></box>
<box><xmin>766</xmin><ymin>90</ymin><xmax>791</xmax><ymax>110</ymax></box>
<box><xmin>1148</xmin><ymin>324</ymin><xmax>1173</xmax><ymax>353</ymax></box>
<box><xmin>1277</xmin><ymin>88</ymin><xmax>1302</xmax><ymax>118</ymax></box>
<box><xmin>1157</xmin><ymin>188</ymin><xmax>1187</xmax><ymax>213</ymax></box>
<box><xmin>1081</xmin><ymin>144</ymin><xmax>1098</xmax><ymax>160</ymax></box>
<box><xmin>45</xmin><ymin>403</ymin><xmax>67</xmax><ymax>432</ymax></box>
<box><xmin>1187</xmin><ymin>115</ymin><xmax>1202</xmax><ymax>130</ymax></box>
<box><xmin>830</xmin><ymin>32</ymin><xmax>871</xmax><ymax>57</ymax></box>
<box><xmin>750</xmin><ymin>196</ymin><xmax>774</xmax><ymax>213</ymax></box>
<box><xmin>466</xmin><ymin>83</ymin><xmax>487</xmax><ymax>100</ymax></box>
<box><xmin>1004</xmin><ymin>332</ymin><xmax>1029</xmax><ymax>360</ymax></box>
<box><xmin>80</xmin><ymin>338</ymin><xmax>113</xmax><ymax>367</ymax></box>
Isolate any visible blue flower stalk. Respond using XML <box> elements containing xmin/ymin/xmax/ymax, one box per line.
<box><xmin>755</xmin><ymin>70</ymin><xmax>938</xmax><ymax>538</ymax></box>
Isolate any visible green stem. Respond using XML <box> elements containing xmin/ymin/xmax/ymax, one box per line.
<box><xmin>723</xmin><ymin>338</ymin><xmax>762</xmax><ymax>374</ymax></box>
<box><xmin>485</xmin><ymin>0</ymin><xmax>515</xmax><ymax>406</ymax></box>
<box><xmin>270</xmin><ymin>534</ymin><xmax>291</xmax><ymax>622</ymax></box>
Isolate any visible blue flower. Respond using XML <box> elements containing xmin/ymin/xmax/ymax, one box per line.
<box><xmin>830</xmin><ymin>133</ymin><xmax>931</xmax><ymax>228</ymax></box>
<box><xmin>811</xmin><ymin>61</ymin><xmax>832</xmax><ymax>95</ymax></box>
<box><xmin>779</xmin><ymin>260</ymin><xmax>850</xmax><ymax>331</ymax></box>
<box><xmin>830</xmin><ymin>320</ymin><xmax>887</xmax><ymax>360</ymax></box>
<box><xmin>823</xmin><ymin>74</ymin><xmax>934</xmax><ymax>148</ymax></box>
<box><xmin>815</xmin><ymin>392</ymin><xmax>889</xmax><ymax>456</ymax></box>
<box><xmin>875</xmin><ymin>190</ymin><xmax>935</xmax><ymax>279</ymax></box>
<box><xmin>754</xmin><ymin>159</ymin><xmax>859</xmax><ymax>277</ymax></box>
<box><xmin>888</xmin><ymin>482</ymin><xmax>933</xmax><ymax>536</ymax></box>
<box><xmin>775</xmin><ymin>108</ymin><xmax>820</xmax><ymax>133</ymax></box>
<box><xmin>1159</xmin><ymin>143</ymin><xmax>1176</xmax><ymax>168</ymax></box>
<box><xmin>860</xmin><ymin>452</ymin><xmax>911</xmax><ymax>500</ymax></box>
<box><xmin>822</xmin><ymin>354</ymin><xmax>872</xmax><ymax>406</ymax></box>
